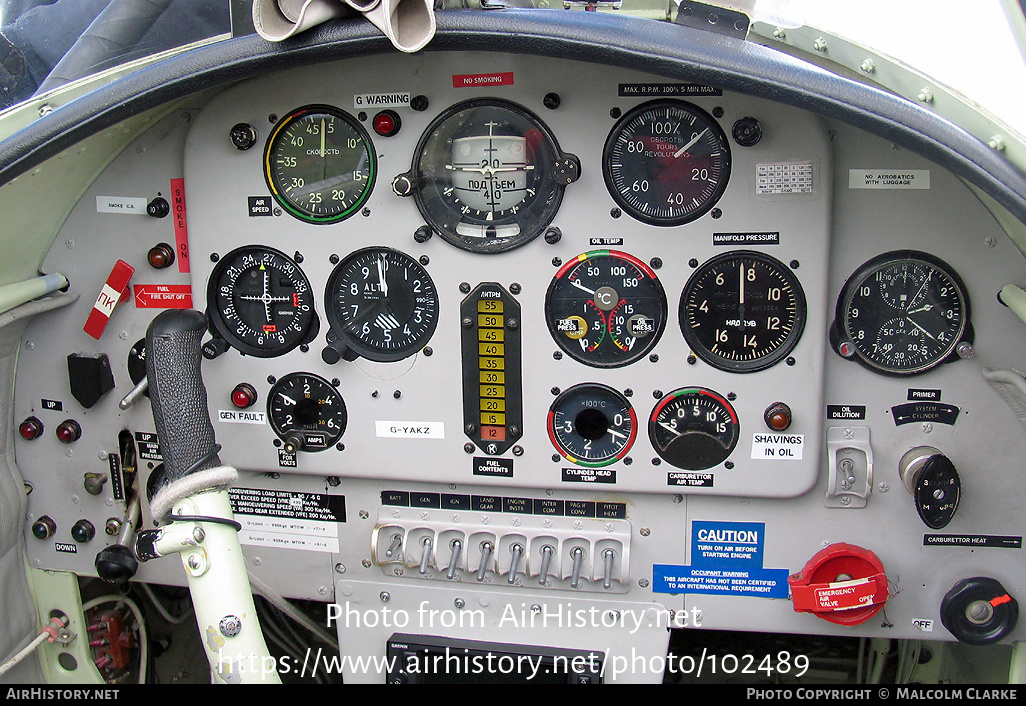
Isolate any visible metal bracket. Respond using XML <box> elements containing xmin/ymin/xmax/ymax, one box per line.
<box><xmin>675</xmin><ymin>1</ymin><xmax>750</xmax><ymax>40</ymax></box>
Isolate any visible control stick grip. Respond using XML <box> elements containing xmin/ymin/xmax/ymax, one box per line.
<box><xmin>145</xmin><ymin>310</ymin><xmax>220</xmax><ymax>489</ymax></box>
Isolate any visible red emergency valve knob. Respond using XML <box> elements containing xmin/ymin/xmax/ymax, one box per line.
<box><xmin>19</xmin><ymin>416</ymin><xmax>44</xmax><ymax>440</ymax></box>
<box><xmin>372</xmin><ymin>110</ymin><xmax>401</xmax><ymax>137</ymax></box>
<box><xmin>763</xmin><ymin>401</ymin><xmax>792</xmax><ymax>431</ymax></box>
<box><xmin>55</xmin><ymin>419</ymin><xmax>82</xmax><ymax>444</ymax></box>
<box><xmin>788</xmin><ymin>542</ymin><xmax>888</xmax><ymax>626</ymax></box>
<box><xmin>231</xmin><ymin>382</ymin><xmax>258</xmax><ymax>409</ymax></box>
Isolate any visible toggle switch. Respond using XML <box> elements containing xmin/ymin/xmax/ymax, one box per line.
<box><xmin>418</xmin><ymin>537</ymin><xmax>433</xmax><ymax>575</ymax></box>
<box><xmin>602</xmin><ymin>548</ymin><xmax>616</xmax><ymax>590</ymax></box>
<box><xmin>476</xmin><ymin>541</ymin><xmax>494</xmax><ymax>582</ymax></box>
<box><xmin>508</xmin><ymin>543</ymin><xmax>524</xmax><ymax>585</ymax></box>
<box><xmin>538</xmin><ymin>545</ymin><xmax>555</xmax><ymax>586</ymax></box>
<box><xmin>570</xmin><ymin>547</ymin><xmax>585</xmax><ymax>589</ymax></box>
<box><xmin>446</xmin><ymin>539</ymin><xmax>463</xmax><ymax>580</ymax></box>
<box><xmin>385</xmin><ymin>534</ymin><xmax>403</xmax><ymax>559</ymax></box>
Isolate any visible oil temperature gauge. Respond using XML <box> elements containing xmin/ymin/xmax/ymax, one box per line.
<box><xmin>649</xmin><ymin>387</ymin><xmax>739</xmax><ymax>470</ymax></box>
<box><xmin>267</xmin><ymin>373</ymin><xmax>347</xmax><ymax>453</ymax></box>
<box><xmin>547</xmin><ymin>384</ymin><xmax>637</xmax><ymax>467</ymax></box>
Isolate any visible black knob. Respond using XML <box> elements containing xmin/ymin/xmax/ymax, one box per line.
<box><xmin>146</xmin><ymin>197</ymin><xmax>170</xmax><ymax>218</ymax></box>
<box><xmin>914</xmin><ymin>454</ymin><xmax>961</xmax><ymax>529</ymax></box>
<box><xmin>229</xmin><ymin>123</ymin><xmax>258</xmax><ymax>150</ymax></box>
<box><xmin>202</xmin><ymin>336</ymin><xmax>230</xmax><ymax>360</ymax></box>
<box><xmin>95</xmin><ymin>544</ymin><xmax>139</xmax><ymax>584</ymax></box>
<box><xmin>941</xmin><ymin>577</ymin><xmax>1018</xmax><ymax>645</ymax></box>
<box><xmin>732</xmin><ymin>117</ymin><xmax>763</xmax><ymax>147</ymax></box>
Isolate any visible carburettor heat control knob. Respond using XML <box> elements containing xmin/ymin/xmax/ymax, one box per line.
<box><xmin>941</xmin><ymin>577</ymin><xmax>1019</xmax><ymax>645</ymax></box>
<box><xmin>898</xmin><ymin>446</ymin><xmax>961</xmax><ymax>529</ymax></box>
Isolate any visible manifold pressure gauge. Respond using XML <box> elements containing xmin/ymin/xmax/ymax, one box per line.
<box><xmin>603</xmin><ymin>99</ymin><xmax>731</xmax><ymax>226</ymax></box>
<box><xmin>395</xmin><ymin>98</ymin><xmax>579</xmax><ymax>253</ymax></box>
<box><xmin>831</xmin><ymin>251</ymin><xmax>972</xmax><ymax>375</ymax></box>
<box><xmin>264</xmin><ymin>104</ymin><xmax>376</xmax><ymax>224</ymax></box>
<box><xmin>207</xmin><ymin>246</ymin><xmax>318</xmax><ymax>357</ymax></box>
<box><xmin>547</xmin><ymin>384</ymin><xmax>637</xmax><ymax>467</ymax></box>
<box><xmin>322</xmin><ymin>247</ymin><xmax>439</xmax><ymax>363</ymax></box>
<box><xmin>267</xmin><ymin>373</ymin><xmax>347</xmax><ymax>453</ymax></box>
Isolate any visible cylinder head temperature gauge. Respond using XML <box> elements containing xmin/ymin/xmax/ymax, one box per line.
<box><xmin>548</xmin><ymin>384</ymin><xmax>637</xmax><ymax>467</ymax></box>
<box><xmin>649</xmin><ymin>387</ymin><xmax>739</xmax><ymax>471</ymax></box>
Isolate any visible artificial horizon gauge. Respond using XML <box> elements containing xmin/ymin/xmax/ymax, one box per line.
<box><xmin>323</xmin><ymin>247</ymin><xmax>439</xmax><ymax>363</ymax></box>
<box><xmin>831</xmin><ymin>250</ymin><xmax>972</xmax><ymax>375</ymax></box>
<box><xmin>264</xmin><ymin>104</ymin><xmax>376</xmax><ymax>224</ymax></box>
<box><xmin>207</xmin><ymin>245</ymin><xmax>318</xmax><ymax>357</ymax></box>
<box><xmin>679</xmin><ymin>250</ymin><xmax>806</xmax><ymax>373</ymax></box>
<box><xmin>267</xmin><ymin>372</ymin><xmax>347</xmax><ymax>453</ymax></box>
<box><xmin>545</xmin><ymin>250</ymin><xmax>667</xmax><ymax>368</ymax></box>
<box><xmin>395</xmin><ymin>98</ymin><xmax>580</xmax><ymax>253</ymax></box>
<box><xmin>547</xmin><ymin>383</ymin><xmax>637</xmax><ymax>467</ymax></box>
<box><xmin>603</xmin><ymin>99</ymin><xmax>731</xmax><ymax>226</ymax></box>
<box><xmin>649</xmin><ymin>387</ymin><xmax>739</xmax><ymax>470</ymax></box>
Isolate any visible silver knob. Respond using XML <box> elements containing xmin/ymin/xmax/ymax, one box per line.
<box><xmin>418</xmin><ymin>537</ymin><xmax>433</xmax><ymax>575</ymax></box>
<box><xmin>476</xmin><ymin>541</ymin><xmax>494</xmax><ymax>582</ymax></box>
<box><xmin>385</xmin><ymin>534</ymin><xmax>402</xmax><ymax>559</ymax></box>
<box><xmin>602</xmin><ymin>548</ymin><xmax>616</xmax><ymax>589</ymax></box>
<box><xmin>508</xmin><ymin>543</ymin><xmax>524</xmax><ymax>585</ymax></box>
<box><xmin>570</xmin><ymin>547</ymin><xmax>585</xmax><ymax>589</ymax></box>
<box><xmin>538</xmin><ymin>545</ymin><xmax>554</xmax><ymax>586</ymax></box>
<box><xmin>446</xmin><ymin>539</ymin><xmax>463</xmax><ymax>580</ymax></box>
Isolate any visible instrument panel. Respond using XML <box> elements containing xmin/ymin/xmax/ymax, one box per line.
<box><xmin>11</xmin><ymin>44</ymin><xmax>1026</xmax><ymax>675</ymax></box>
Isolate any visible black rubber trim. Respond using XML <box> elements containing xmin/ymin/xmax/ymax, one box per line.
<box><xmin>1</xmin><ymin>9</ymin><xmax>1025</xmax><ymax>225</ymax></box>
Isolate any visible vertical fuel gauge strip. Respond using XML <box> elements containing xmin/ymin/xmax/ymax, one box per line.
<box><xmin>461</xmin><ymin>283</ymin><xmax>523</xmax><ymax>455</ymax></box>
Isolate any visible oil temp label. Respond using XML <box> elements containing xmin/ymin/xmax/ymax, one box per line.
<box><xmin>751</xmin><ymin>433</ymin><xmax>804</xmax><ymax>460</ymax></box>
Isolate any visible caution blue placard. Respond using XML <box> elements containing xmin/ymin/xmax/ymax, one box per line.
<box><xmin>652</xmin><ymin>564</ymin><xmax>790</xmax><ymax>598</ymax></box>
<box><xmin>691</xmin><ymin>520</ymin><xmax>765</xmax><ymax>569</ymax></box>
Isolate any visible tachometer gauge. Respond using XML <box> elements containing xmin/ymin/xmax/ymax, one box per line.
<box><xmin>323</xmin><ymin>247</ymin><xmax>439</xmax><ymax>362</ymax></box>
<box><xmin>679</xmin><ymin>251</ymin><xmax>806</xmax><ymax>372</ymax></box>
<box><xmin>831</xmin><ymin>251</ymin><xmax>972</xmax><ymax>375</ymax></box>
<box><xmin>603</xmin><ymin>99</ymin><xmax>730</xmax><ymax>226</ymax></box>
<box><xmin>207</xmin><ymin>246</ymin><xmax>318</xmax><ymax>357</ymax></box>
<box><xmin>649</xmin><ymin>387</ymin><xmax>739</xmax><ymax>470</ymax></box>
<box><xmin>545</xmin><ymin>250</ymin><xmax>667</xmax><ymax>368</ymax></box>
<box><xmin>396</xmin><ymin>98</ymin><xmax>579</xmax><ymax>253</ymax></box>
<box><xmin>267</xmin><ymin>373</ymin><xmax>347</xmax><ymax>453</ymax></box>
<box><xmin>264</xmin><ymin>105</ymin><xmax>375</xmax><ymax>224</ymax></box>
<box><xmin>547</xmin><ymin>384</ymin><xmax>637</xmax><ymax>467</ymax></box>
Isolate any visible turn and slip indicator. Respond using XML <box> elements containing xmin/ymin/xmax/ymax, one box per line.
<box><xmin>461</xmin><ymin>283</ymin><xmax>522</xmax><ymax>455</ymax></box>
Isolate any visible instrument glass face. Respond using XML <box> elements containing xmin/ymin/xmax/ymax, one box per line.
<box><xmin>545</xmin><ymin>250</ymin><xmax>667</xmax><ymax>368</ymax></box>
<box><xmin>836</xmin><ymin>251</ymin><xmax>970</xmax><ymax>375</ymax></box>
<box><xmin>324</xmin><ymin>247</ymin><xmax>439</xmax><ymax>362</ymax></box>
<box><xmin>547</xmin><ymin>383</ymin><xmax>637</xmax><ymax>467</ymax></box>
<box><xmin>264</xmin><ymin>105</ymin><xmax>376</xmax><ymax>224</ymax></box>
<box><xmin>603</xmin><ymin>99</ymin><xmax>731</xmax><ymax>226</ymax></box>
<box><xmin>410</xmin><ymin>98</ymin><xmax>577</xmax><ymax>252</ymax></box>
<box><xmin>679</xmin><ymin>251</ymin><xmax>806</xmax><ymax>372</ymax></box>
<box><xmin>267</xmin><ymin>373</ymin><xmax>347</xmax><ymax>452</ymax></box>
<box><xmin>207</xmin><ymin>246</ymin><xmax>317</xmax><ymax>357</ymax></box>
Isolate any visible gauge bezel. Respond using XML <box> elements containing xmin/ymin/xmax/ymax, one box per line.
<box><xmin>832</xmin><ymin>250</ymin><xmax>972</xmax><ymax>376</ymax></box>
<box><xmin>323</xmin><ymin>246</ymin><xmax>439</xmax><ymax>362</ymax></box>
<box><xmin>649</xmin><ymin>387</ymin><xmax>740</xmax><ymax>471</ymax></box>
<box><xmin>602</xmin><ymin>99</ymin><xmax>731</xmax><ymax>227</ymax></box>
<box><xmin>679</xmin><ymin>250</ymin><xmax>806</xmax><ymax>373</ymax></box>
<box><xmin>206</xmin><ymin>245</ymin><xmax>318</xmax><ymax>358</ymax></box>
<box><xmin>545</xmin><ymin>250</ymin><xmax>668</xmax><ymax>368</ymax></box>
<box><xmin>263</xmin><ymin>104</ymin><xmax>376</xmax><ymax>225</ymax></box>
<box><xmin>407</xmin><ymin>97</ymin><xmax>578</xmax><ymax>253</ymax></box>
<box><xmin>547</xmin><ymin>383</ymin><xmax>638</xmax><ymax>467</ymax></box>
<box><xmin>266</xmin><ymin>372</ymin><xmax>347</xmax><ymax>452</ymax></box>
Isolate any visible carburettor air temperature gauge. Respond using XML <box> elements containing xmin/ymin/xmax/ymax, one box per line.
<box><xmin>547</xmin><ymin>383</ymin><xmax>637</xmax><ymax>467</ymax></box>
<box><xmin>264</xmin><ymin>104</ymin><xmax>376</xmax><ymax>224</ymax></box>
<box><xmin>603</xmin><ymin>99</ymin><xmax>731</xmax><ymax>226</ymax></box>
<box><xmin>649</xmin><ymin>387</ymin><xmax>739</xmax><ymax>470</ymax></box>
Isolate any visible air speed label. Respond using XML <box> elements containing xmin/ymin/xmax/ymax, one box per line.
<box><xmin>751</xmin><ymin>433</ymin><xmax>804</xmax><ymax>461</ymax></box>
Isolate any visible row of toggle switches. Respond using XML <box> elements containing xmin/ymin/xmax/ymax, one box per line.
<box><xmin>372</xmin><ymin>508</ymin><xmax>632</xmax><ymax>593</ymax></box>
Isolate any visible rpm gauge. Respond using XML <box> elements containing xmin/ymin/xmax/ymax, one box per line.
<box><xmin>603</xmin><ymin>99</ymin><xmax>730</xmax><ymax>226</ymax></box>
<box><xmin>267</xmin><ymin>373</ymin><xmax>347</xmax><ymax>453</ymax></box>
<box><xmin>323</xmin><ymin>247</ymin><xmax>439</xmax><ymax>362</ymax></box>
<box><xmin>679</xmin><ymin>251</ymin><xmax>806</xmax><ymax>372</ymax></box>
<box><xmin>545</xmin><ymin>250</ymin><xmax>667</xmax><ymax>368</ymax></box>
<box><xmin>547</xmin><ymin>384</ymin><xmax>637</xmax><ymax>467</ymax></box>
<box><xmin>398</xmin><ymin>98</ymin><xmax>579</xmax><ymax>253</ymax></box>
<box><xmin>649</xmin><ymin>387</ymin><xmax>739</xmax><ymax>471</ymax></box>
<box><xmin>264</xmin><ymin>104</ymin><xmax>375</xmax><ymax>224</ymax></box>
<box><xmin>207</xmin><ymin>246</ymin><xmax>318</xmax><ymax>357</ymax></box>
<box><xmin>832</xmin><ymin>251</ymin><xmax>971</xmax><ymax>375</ymax></box>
